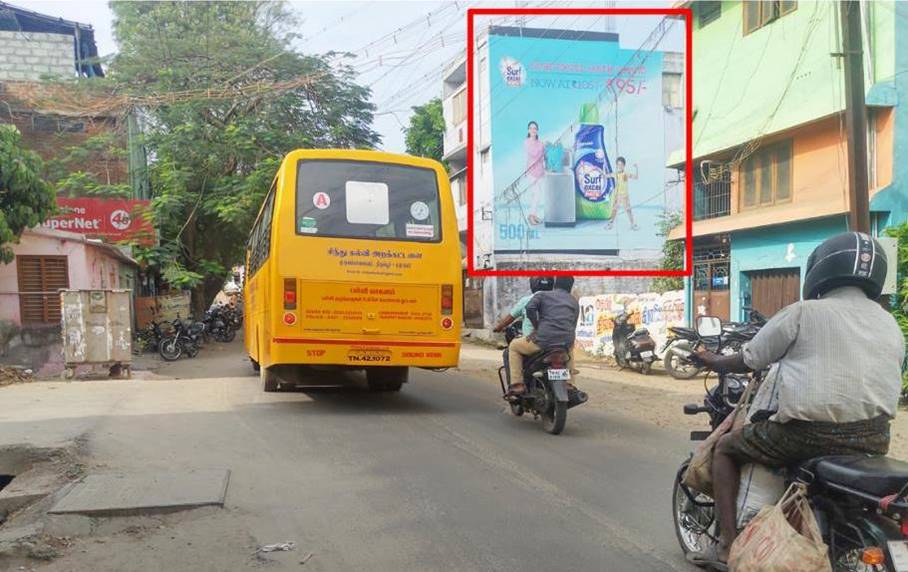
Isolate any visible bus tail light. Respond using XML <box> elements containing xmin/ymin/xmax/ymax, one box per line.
<box><xmin>441</xmin><ymin>284</ymin><xmax>453</xmax><ymax>315</ymax></box>
<box><xmin>283</xmin><ymin>278</ymin><xmax>297</xmax><ymax>310</ymax></box>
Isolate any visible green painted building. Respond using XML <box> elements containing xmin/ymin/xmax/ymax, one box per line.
<box><xmin>669</xmin><ymin>0</ymin><xmax>908</xmax><ymax>322</ymax></box>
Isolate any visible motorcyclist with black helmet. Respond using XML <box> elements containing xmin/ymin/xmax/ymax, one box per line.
<box><xmin>493</xmin><ymin>275</ymin><xmax>554</xmax><ymax>341</ymax></box>
<box><xmin>689</xmin><ymin>232</ymin><xmax>905</xmax><ymax>568</ymax></box>
<box><xmin>505</xmin><ymin>276</ymin><xmax>580</xmax><ymax>396</ymax></box>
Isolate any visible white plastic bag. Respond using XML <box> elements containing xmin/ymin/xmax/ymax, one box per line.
<box><xmin>736</xmin><ymin>464</ymin><xmax>786</xmax><ymax>528</ymax></box>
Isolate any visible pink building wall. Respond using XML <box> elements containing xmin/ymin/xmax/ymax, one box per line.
<box><xmin>0</xmin><ymin>228</ymin><xmax>127</xmax><ymax>326</ymax></box>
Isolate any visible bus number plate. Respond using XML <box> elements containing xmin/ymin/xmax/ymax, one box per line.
<box><xmin>347</xmin><ymin>350</ymin><xmax>391</xmax><ymax>364</ymax></box>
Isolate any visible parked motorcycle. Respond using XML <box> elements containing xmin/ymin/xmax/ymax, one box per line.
<box><xmin>497</xmin><ymin>320</ymin><xmax>588</xmax><ymax>435</ymax></box>
<box><xmin>612</xmin><ymin>312</ymin><xmax>657</xmax><ymax>375</ymax></box>
<box><xmin>672</xmin><ymin>316</ymin><xmax>908</xmax><ymax>571</ymax></box>
<box><xmin>662</xmin><ymin>309</ymin><xmax>767</xmax><ymax>380</ymax></box>
<box><xmin>133</xmin><ymin>320</ymin><xmax>164</xmax><ymax>354</ymax></box>
<box><xmin>158</xmin><ymin>317</ymin><xmax>206</xmax><ymax>361</ymax></box>
<box><xmin>203</xmin><ymin>304</ymin><xmax>237</xmax><ymax>343</ymax></box>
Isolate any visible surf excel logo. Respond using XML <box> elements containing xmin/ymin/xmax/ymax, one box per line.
<box><xmin>499</xmin><ymin>57</ymin><xmax>524</xmax><ymax>87</ymax></box>
<box><xmin>576</xmin><ymin>161</ymin><xmax>606</xmax><ymax>201</ymax></box>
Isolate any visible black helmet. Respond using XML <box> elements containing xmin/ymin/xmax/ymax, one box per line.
<box><xmin>530</xmin><ymin>276</ymin><xmax>554</xmax><ymax>293</ymax></box>
<box><xmin>803</xmin><ymin>232</ymin><xmax>887</xmax><ymax>300</ymax></box>
<box><xmin>554</xmin><ymin>276</ymin><xmax>575</xmax><ymax>291</ymax></box>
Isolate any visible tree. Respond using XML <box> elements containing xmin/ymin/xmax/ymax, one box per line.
<box><xmin>105</xmin><ymin>1</ymin><xmax>380</xmax><ymax>312</ymax></box>
<box><xmin>651</xmin><ymin>210</ymin><xmax>684</xmax><ymax>293</ymax></box>
<box><xmin>0</xmin><ymin>125</ymin><xmax>55</xmax><ymax>263</ymax></box>
<box><xmin>884</xmin><ymin>222</ymin><xmax>908</xmax><ymax>395</ymax></box>
<box><xmin>404</xmin><ymin>98</ymin><xmax>445</xmax><ymax>165</ymax></box>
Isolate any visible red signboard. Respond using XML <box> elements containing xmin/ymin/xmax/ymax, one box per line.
<box><xmin>45</xmin><ymin>198</ymin><xmax>156</xmax><ymax>245</ymax></box>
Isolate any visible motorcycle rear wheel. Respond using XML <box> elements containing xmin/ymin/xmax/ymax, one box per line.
<box><xmin>159</xmin><ymin>337</ymin><xmax>182</xmax><ymax>361</ymax></box>
<box><xmin>509</xmin><ymin>402</ymin><xmax>524</xmax><ymax>417</ymax></box>
<box><xmin>541</xmin><ymin>386</ymin><xmax>567</xmax><ymax>435</ymax></box>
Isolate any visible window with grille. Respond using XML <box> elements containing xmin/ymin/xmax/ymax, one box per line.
<box><xmin>16</xmin><ymin>255</ymin><xmax>69</xmax><ymax>324</ymax></box>
<box><xmin>739</xmin><ymin>140</ymin><xmax>793</xmax><ymax>210</ymax></box>
<box><xmin>452</xmin><ymin>88</ymin><xmax>467</xmax><ymax>125</ymax></box>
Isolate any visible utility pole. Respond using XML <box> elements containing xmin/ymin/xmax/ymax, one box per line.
<box><xmin>840</xmin><ymin>0</ymin><xmax>871</xmax><ymax>233</ymax></box>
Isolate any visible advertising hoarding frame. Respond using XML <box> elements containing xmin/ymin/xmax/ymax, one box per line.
<box><xmin>466</xmin><ymin>7</ymin><xmax>693</xmax><ymax>278</ymax></box>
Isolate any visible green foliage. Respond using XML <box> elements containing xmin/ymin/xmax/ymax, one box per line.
<box><xmin>651</xmin><ymin>210</ymin><xmax>684</xmax><ymax>293</ymax></box>
<box><xmin>0</xmin><ymin>125</ymin><xmax>56</xmax><ymax>263</ymax></box>
<box><xmin>404</xmin><ymin>98</ymin><xmax>445</xmax><ymax>166</ymax></box>
<box><xmin>104</xmin><ymin>1</ymin><xmax>380</xmax><ymax>304</ymax></box>
<box><xmin>884</xmin><ymin>222</ymin><xmax>908</xmax><ymax>394</ymax></box>
<box><xmin>47</xmin><ymin>133</ymin><xmax>130</xmax><ymax>198</ymax></box>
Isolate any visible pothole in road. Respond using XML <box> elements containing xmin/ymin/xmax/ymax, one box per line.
<box><xmin>0</xmin><ymin>474</ymin><xmax>14</xmax><ymax>492</ymax></box>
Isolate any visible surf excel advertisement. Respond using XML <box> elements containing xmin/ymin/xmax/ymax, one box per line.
<box><xmin>488</xmin><ymin>26</ymin><xmax>667</xmax><ymax>259</ymax></box>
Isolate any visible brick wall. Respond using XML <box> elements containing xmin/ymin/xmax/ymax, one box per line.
<box><xmin>0</xmin><ymin>81</ymin><xmax>128</xmax><ymax>188</ymax></box>
<box><xmin>0</xmin><ymin>31</ymin><xmax>74</xmax><ymax>81</ymax></box>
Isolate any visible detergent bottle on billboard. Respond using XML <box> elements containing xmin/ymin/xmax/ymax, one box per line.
<box><xmin>573</xmin><ymin>103</ymin><xmax>615</xmax><ymax>220</ymax></box>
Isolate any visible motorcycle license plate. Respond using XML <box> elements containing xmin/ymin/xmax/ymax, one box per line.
<box><xmin>640</xmin><ymin>350</ymin><xmax>654</xmax><ymax>358</ymax></box>
<box><xmin>889</xmin><ymin>541</ymin><xmax>908</xmax><ymax>571</ymax></box>
<box><xmin>547</xmin><ymin>368</ymin><xmax>570</xmax><ymax>381</ymax></box>
<box><xmin>347</xmin><ymin>349</ymin><xmax>391</xmax><ymax>364</ymax></box>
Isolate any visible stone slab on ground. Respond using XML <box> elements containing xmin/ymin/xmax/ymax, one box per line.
<box><xmin>48</xmin><ymin>469</ymin><xmax>230</xmax><ymax>516</ymax></box>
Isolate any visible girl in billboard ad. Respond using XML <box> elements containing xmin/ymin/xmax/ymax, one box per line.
<box><xmin>524</xmin><ymin>120</ymin><xmax>545</xmax><ymax>226</ymax></box>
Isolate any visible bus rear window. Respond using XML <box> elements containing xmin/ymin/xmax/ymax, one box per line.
<box><xmin>295</xmin><ymin>160</ymin><xmax>441</xmax><ymax>242</ymax></box>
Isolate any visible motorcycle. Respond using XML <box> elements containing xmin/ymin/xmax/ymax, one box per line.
<box><xmin>672</xmin><ymin>316</ymin><xmax>908</xmax><ymax>571</ymax></box>
<box><xmin>612</xmin><ymin>312</ymin><xmax>657</xmax><ymax>375</ymax></box>
<box><xmin>133</xmin><ymin>320</ymin><xmax>164</xmax><ymax>354</ymax></box>
<box><xmin>497</xmin><ymin>320</ymin><xmax>588</xmax><ymax>435</ymax></box>
<box><xmin>203</xmin><ymin>304</ymin><xmax>237</xmax><ymax>343</ymax></box>
<box><xmin>158</xmin><ymin>317</ymin><xmax>206</xmax><ymax>361</ymax></box>
<box><xmin>662</xmin><ymin>309</ymin><xmax>768</xmax><ymax>381</ymax></box>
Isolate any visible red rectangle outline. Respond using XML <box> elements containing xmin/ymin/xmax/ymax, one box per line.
<box><xmin>466</xmin><ymin>7</ymin><xmax>693</xmax><ymax>278</ymax></box>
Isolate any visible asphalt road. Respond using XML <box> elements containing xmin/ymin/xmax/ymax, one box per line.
<box><xmin>0</xmin><ymin>343</ymin><xmax>695</xmax><ymax>571</ymax></box>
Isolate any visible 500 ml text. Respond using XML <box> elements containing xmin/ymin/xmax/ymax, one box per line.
<box><xmin>499</xmin><ymin>224</ymin><xmax>540</xmax><ymax>241</ymax></box>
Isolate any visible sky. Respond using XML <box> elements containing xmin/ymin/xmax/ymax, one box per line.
<box><xmin>9</xmin><ymin>0</ymin><xmax>683</xmax><ymax>153</ymax></box>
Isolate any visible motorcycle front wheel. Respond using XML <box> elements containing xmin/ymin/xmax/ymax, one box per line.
<box><xmin>664</xmin><ymin>347</ymin><xmax>702</xmax><ymax>380</ymax></box>
<box><xmin>159</xmin><ymin>337</ymin><xmax>182</xmax><ymax>361</ymax></box>
<box><xmin>219</xmin><ymin>328</ymin><xmax>237</xmax><ymax>343</ymax></box>
<box><xmin>672</xmin><ymin>460</ymin><xmax>719</xmax><ymax>556</ymax></box>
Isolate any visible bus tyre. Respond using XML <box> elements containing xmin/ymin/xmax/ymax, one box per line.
<box><xmin>261</xmin><ymin>366</ymin><xmax>280</xmax><ymax>392</ymax></box>
<box><xmin>367</xmin><ymin>367</ymin><xmax>408</xmax><ymax>392</ymax></box>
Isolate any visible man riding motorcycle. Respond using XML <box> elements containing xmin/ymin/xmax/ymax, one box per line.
<box><xmin>493</xmin><ymin>275</ymin><xmax>554</xmax><ymax>341</ymax></box>
<box><xmin>691</xmin><ymin>232</ymin><xmax>905</xmax><ymax>568</ymax></box>
<box><xmin>505</xmin><ymin>275</ymin><xmax>580</xmax><ymax>396</ymax></box>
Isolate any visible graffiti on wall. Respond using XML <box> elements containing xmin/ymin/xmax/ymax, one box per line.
<box><xmin>576</xmin><ymin>290</ymin><xmax>685</xmax><ymax>358</ymax></box>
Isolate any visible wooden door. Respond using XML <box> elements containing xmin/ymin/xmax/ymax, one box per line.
<box><xmin>749</xmin><ymin>268</ymin><xmax>800</xmax><ymax>317</ymax></box>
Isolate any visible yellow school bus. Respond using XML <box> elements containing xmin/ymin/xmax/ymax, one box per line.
<box><xmin>244</xmin><ymin>149</ymin><xmax>462</xmax><ymax>392</ymax></box>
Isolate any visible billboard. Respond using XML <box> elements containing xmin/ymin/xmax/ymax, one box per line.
<box><xmin>45</xmin><ymin>197</ymin><xmax>155</xmax><ymax>245</ymax></box>
<box><xmin>488</xmin><ymin>26</ymin><xmax>670</xmax><ymax>261</ymax></box>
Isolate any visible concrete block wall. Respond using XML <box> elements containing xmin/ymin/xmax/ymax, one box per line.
<box><xmin>0</xmin><ymin>31</ymin><xmax>74</xmax><ymax>81</ymax></box>
<box><xmin>481</xmin><ymin>259</ymin><xmax>658</xmax><ymax>329</ymax></box>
